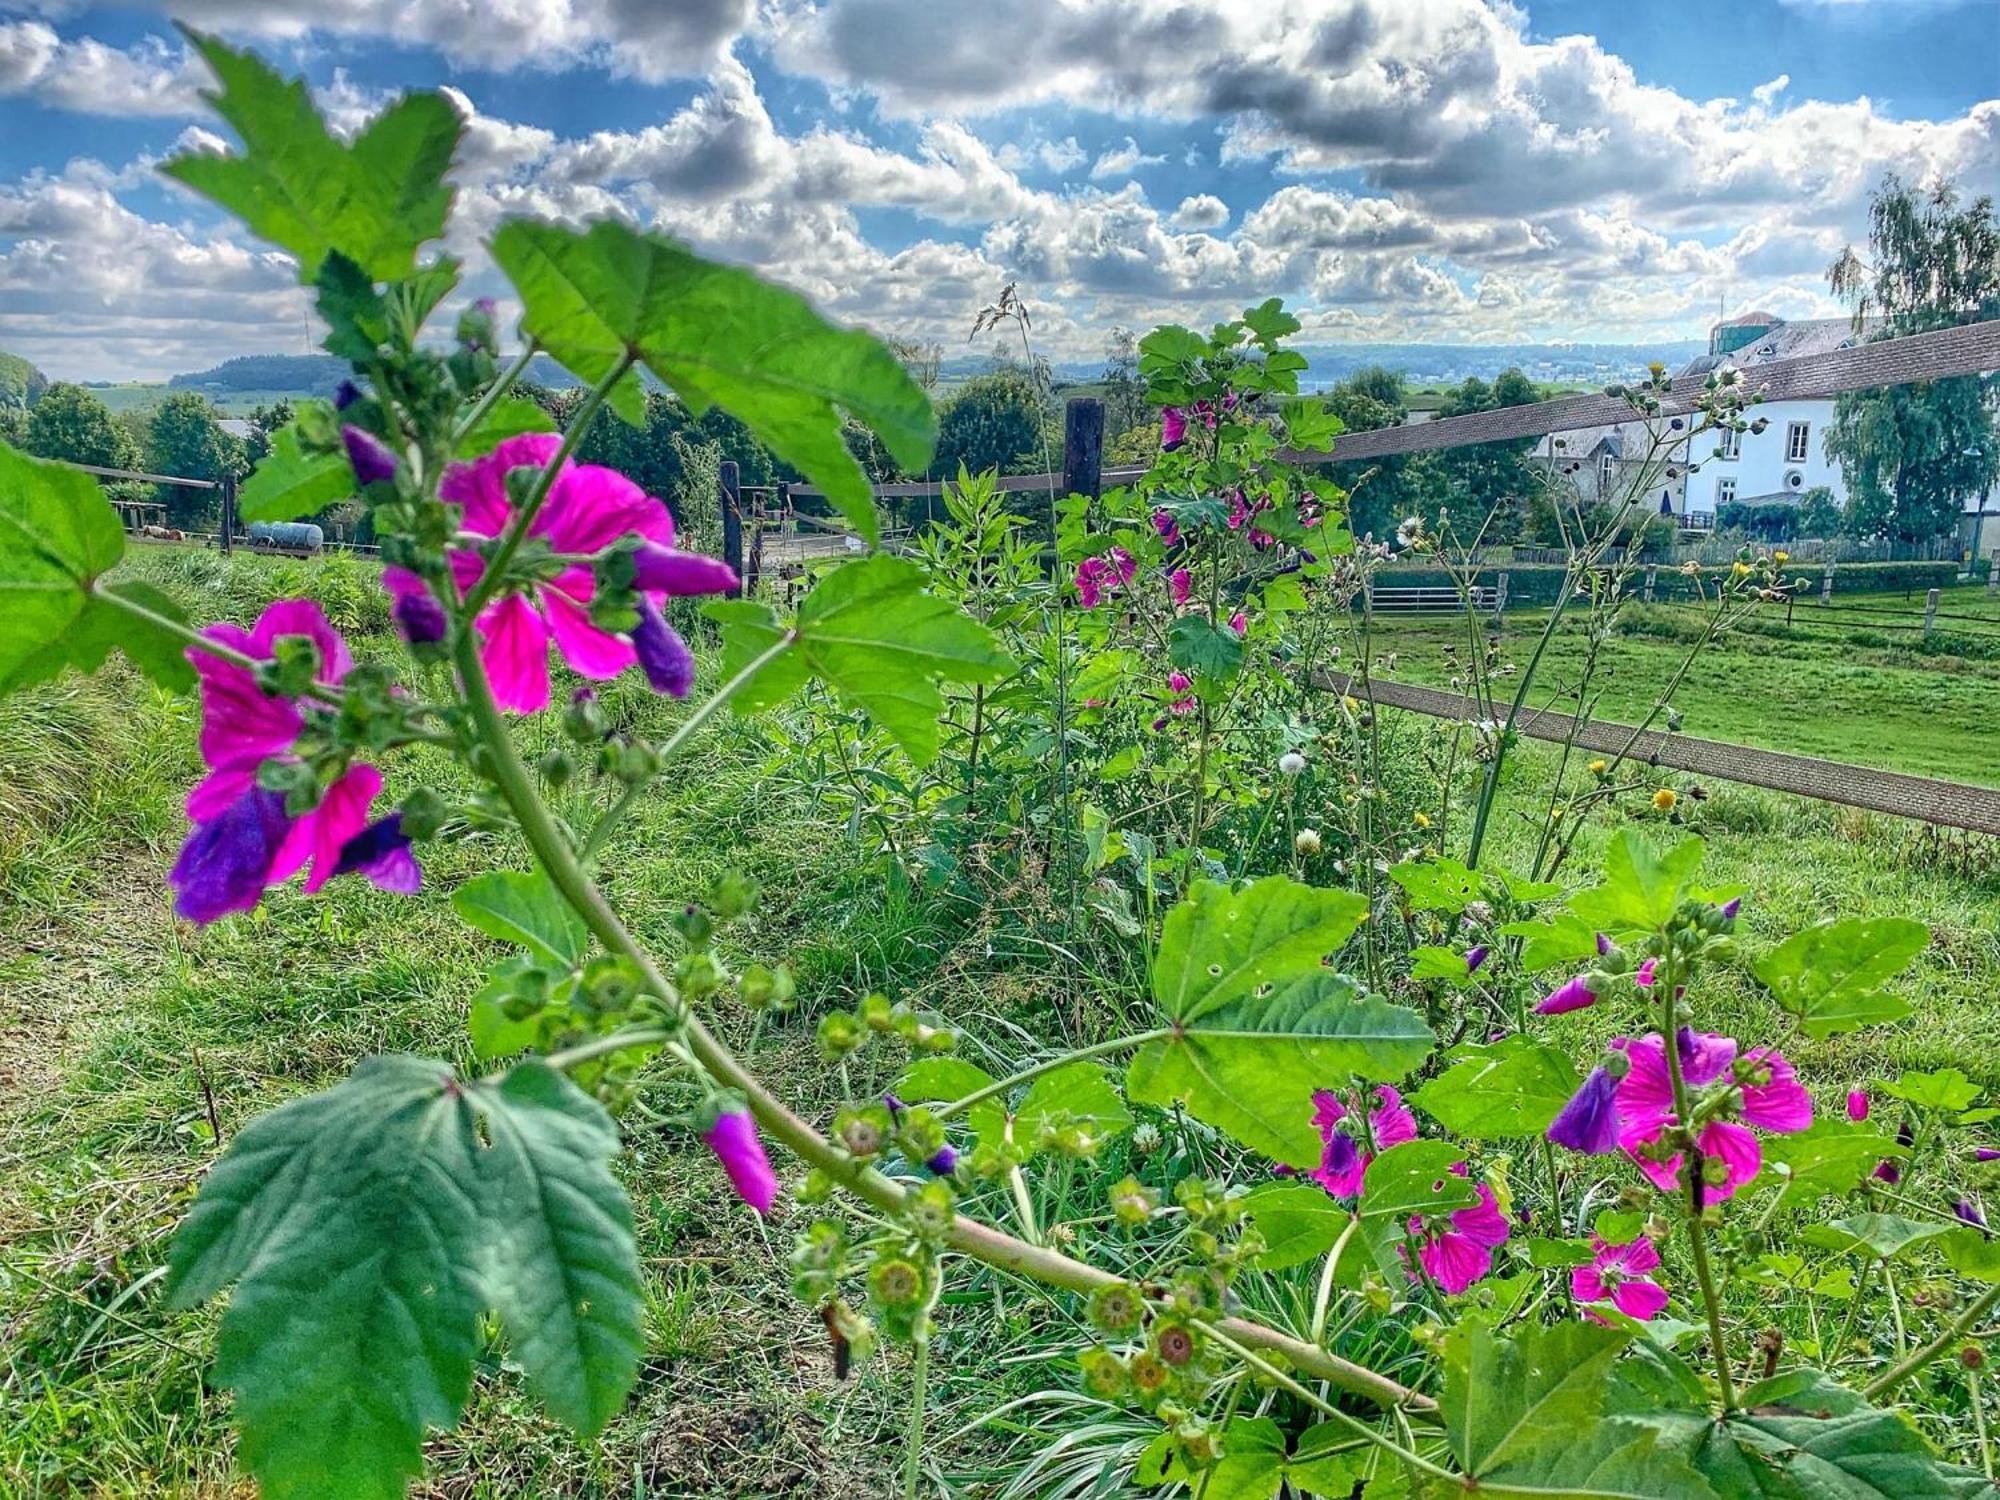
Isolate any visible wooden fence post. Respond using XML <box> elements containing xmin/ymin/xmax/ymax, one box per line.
<box><xmin>220</xmin><ymin>472</ymin><xmax>237</xmax><ymax>555</ymax></box>
<box><xmin>1989</xmin><ymin>557</ymin><xmax>1999</xmax><ymax>593</ymax></box>
<box><xmin>1643</xmin><ymin>565</ymin><xmax>1657</xmax><ymax>603</ymax></box>
<box><xmin>719</xmin><ymin>460</ymin><xmax>743</xmax><ymax>597</ymax></box>
<box><xmin>1062</xmin><ymin>397</ymin><xmax>1104</xmax><ymax>500</ymax></box>
<box><xmin>1924</xmin><ymin>587</ymin><xmax>1940</xmax><ymax>637</ymax></box>
<box><xmin>1492</xmin><ymin>570</ymin><xmax>1509</xmax><ymax>626</ymax></box>
<box><xmin>1821</xmin><ymin>563</ymin><xmax>1834</xmax><ymax>604</ymax></box>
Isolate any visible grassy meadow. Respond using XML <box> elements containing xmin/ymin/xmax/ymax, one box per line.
<box><xmin>3</xmin><ymin>547</ymin><xmax>1999</xmax><ymax>1497</ymax></box>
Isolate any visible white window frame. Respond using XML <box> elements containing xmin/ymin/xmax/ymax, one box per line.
<box><xmin>1786</xmin><ymin>421</ymin><xmax>1810</xmax><ymax>464</ymax></box>
<box><xmin>1717</xmin><ymin>426</ymin><xmax>1740</xmax><ymax>460</ymax></box>
<box><xmin>1598</xmin><ymin>452</ymin><xmax>1617</xmax><ymax>492</ymax></box>
<box><xmin>1716</xmin><ymin>477</ymin><xmax>1737</xmax><ymax>506</ymax></box>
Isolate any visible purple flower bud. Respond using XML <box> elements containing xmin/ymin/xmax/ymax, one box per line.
<box><xmin>1635</xmin><ymin>957</ymin><xmax>1658</xmax><ymax>988</ymax></box>
<box><xmin>1595</xmin><ymin>931</ymin><xmax>1613</xmax><ymax>957</ymax></box>
<box><xmin>1720</xmin><ymin>897</ymin><xmax>1742</xmax><ymax>920</ymax></box>
<box><xmin>1978</xmin><ymin>1149</ymin><xmax>2000</xmax><ymax>1163</ymax></box>
<box><xmin>341</xmin><ymin>424</ymin><xmax>398</xmax><ymax>487</ymax></box>
<box><xmin>332</xmin><ymin>812</ymin><xmax>423</xmax><ymax>894</ymax></box>
<box><xmin>1548</xmin><ymin>1066</ymin><xmax>1622</xmax><ymax>1155</ymax></box>
<box><xmin>1535</xmin><ymin>973</ymin><xmax>1598</xmax><ymax>1016</ymax></box>
<box><xmin>1956</xmin><ymin>1199</ymin><xmax>1989</xmax><ymax>1231</ymax></box>
<box><xmin>882</xmin><ymin>1092</ymin><xmax>906</xmax><ymax>1119</ymax></box>
<box><xmin>703</xmin><ymin>1109</ymin><xmax>778</xmax><ymax>1214</ymax></box>
<box><xmin>1874</xmin><ymin>1160</ymin><xmax>1903</xmax><ymax>1185</ymax></box>
<box><xmin>1846</xmin><ymin>1090</ymin><xmax>1869</xmax><ymax>1123</ymax></box>
<box><xmin>631</xmin><ymin>541</ymin><xmax>739</xmax><ymax>597</ymax></box>
<box><xmin>1464</xmin><ymin>945</ymin><xmax>1490</xmax><ymax>974</ymax></box>
<box><xmin>168</xmin><ymin>788</ymin><xmax>292</xmax><ymax>925</ymax></box>
<box><xmin>392</xmin><ymin>589</ymin><xmax>448</xmax><ymax>646</ymax></box>
<box><xmin>631</xmin><ymin>597</ymin><xmax>694</xmax><ymax>698</ymax></box>
<box><xmin>334</xmin><ymin>379</ymin><xmax>362</xmax><ymax>411</ymax></box>
<box><xmin>926</xmin><ymin>1145</ymin><xmax>957</xmax><ymax>1176</ymax></box>
<box><xmin>473</xmin><ymin>296</ymin><xmax>496</xmax><ymax>320</ymax></box>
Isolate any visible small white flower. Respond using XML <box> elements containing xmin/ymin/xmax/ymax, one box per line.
<box><xmin>1279</xmin><ymin>751</ymin><xmax>1307</xmax><ymax>776</ymax></box>
<box><xmin>1295</xmin><ymin>828</ymin><xmax>1323</xmax><ymax>856</ymax></box>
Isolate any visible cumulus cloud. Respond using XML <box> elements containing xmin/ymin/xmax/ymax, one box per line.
<box><xmin>0</xmin><ymin>19</ymin><xmax>203</xmax><ymax>115</ymax></box>
<box><xmin>1168</xmin><ymin>194</ymin><xmax>1229</xmax><ymax>230</ymax></box>
<box><xmin>1088</xmin><ymin>136</ymin><xmax>1166</xmax><ymax>179</ymax></box>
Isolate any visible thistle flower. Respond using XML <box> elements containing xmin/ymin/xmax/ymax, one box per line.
<box><xmin>704</xmin><ymin>1108</ymin><xmax>778</xmax><ymax>1215</ymax></box>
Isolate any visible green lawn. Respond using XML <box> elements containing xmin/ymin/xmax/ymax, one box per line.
<box><xmin>3</xmin><ymin>551</ymin><xmax>1998</xmax><ymax>1496</ymax></box>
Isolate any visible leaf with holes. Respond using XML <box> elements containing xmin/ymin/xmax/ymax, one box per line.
<box><xmin>1412</xmin><ymin>1041</ymin><xmax>1580</xmax><ymax>1141</ymax></box>
<box><xmin>1361</xmin><ymin>1141</ymin><xmax>1479</xmax><ymax>1223</ymax></box>
<box><xmin>491</xmin><ymin>219</ymin><xmax>934</xmax><ymax>541</ymax></box>
<box><xmin>1387</xmin><ymin>857</ymin><xmax>1482</xmax><ymax>915</ymax></box>
<box><xmin>1150</xmin><ymin>876</ymin><xmax>1367</xmax><ymax>1022</ymax></box>
<box><xmin>706</xmin><ymin>555</ymin><xmax>1011</xmax><ymax>767</ymax></box>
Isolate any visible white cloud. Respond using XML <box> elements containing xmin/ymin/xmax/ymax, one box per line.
<box><xmin>1088</xmin><ymin>135</ymin><xmax>1166</xmax><ymax>179</ymax></box>
<box><xmin>0</xmin><ymin>19</ymin><xmax>202</xmax><ymax>115</ymax></box>
<box><xmin>1752</xmin><ymin>73</ymin><xmax>1791</xmax><ymax>108</ymax></box>
<box><xmin>1168</xmin><ymin>193</ymin><xmax>1228</xmax><ymax>230</ymax></box>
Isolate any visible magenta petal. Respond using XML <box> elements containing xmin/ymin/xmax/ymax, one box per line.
<box><xmin>478</xmin><ymin>594</ymin><xmax>552</xmax><ymax>714</ymax></box>
<box><xmin>541</xmin><ymin>461</ymin><xmax>674</xmax><ymax>554</ymax></box>
<box><xmin>443</xmin><ymin>433</ymin><xmax>561</xmax><ymax>537</ymax></box>
<box><xmin>1371</xmin><ymin>1086</ymin><xmax>1419</xmax><ymax>1149</ymax></box>
<box><xmin>1450</xmin><ymin>1184</ymin><xmax>1510</xmax><ymax>1248</ymax></box>
<box><xmin>1741</xmin><ymin>1052</ymin><xmax>1814</xmax><ymax>1134</ymax></box>
<box><xmin>249</xmin><ymin>599</ymin><xmax>353</xmax><ymax>684</ymax></box>
<box><xmin>1536</xmin><ymin>973</ymin><xmax>1598</xmax><ymax>1015</ymax></box>
<box><xmin>1571</xmin><ymin>1266</ymin><xmax>1608</xmax><ymax>1303</ymax></box>
<box><xmin>1697</xmin><ymin>1120</ymin><xmax>1762</xmax><ymax>1200</ymax></box>
<box><xmin>1611</xmin><ymin>1278</ymin><xmax>1669</xmax><ymax>1321</ymax></box>
<box><xmin>1419</xmin><ymin>1232</ymin><xmax>1491</xmax><ymax>1295</ymax></box>
<box><xmin>1847</xmin><ymin>1090</ymin><xmax>1870</xmax><ymax>1123</ymax></box>
<box><xmin>541</xmin><ymin>585</ymin><xmax>637</xmax><ymax>680</ymax></box>
<box><xmin>703</xmin><ymin>1110</ymin><xmax>778</xmax><ymax>1214</ymax></box>
<box><xmin>297</xmin><ymin>764</ymin><xmax>382</xmax><ymax>894</ymax></box>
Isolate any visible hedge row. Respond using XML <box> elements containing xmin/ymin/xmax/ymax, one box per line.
<box><xmin>1365</xmin><ymin>558</ymin><xmax>1973</xmax><ymax>608</ymax></box>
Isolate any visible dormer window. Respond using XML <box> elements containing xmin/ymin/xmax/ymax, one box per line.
<box><xmin>1599</xmin><ymin>452</ymin><xmax>1617</xmax><ymax>490</ymax></box>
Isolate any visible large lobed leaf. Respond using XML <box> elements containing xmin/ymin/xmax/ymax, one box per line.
<box><xmin>1150</xmin><ymin>876</ymin><xmax>1368</xmax><ymax>1022</ymax></box>
<box><xmin>707</xmin><ymin>554</ymin><xmax>1011</xmax><ymax>767</ymax></box>
<box><xmin>0</xmin><ymin>442</ymin><xmax>194</xmax><ymax>697</ymax></box>
<box><xmin>1442</xmin><ymin>1320</ymin><xmax>1635</xmax><ymax>1478</ymax></box>
<box><xmin>162</xmin><ymin>31</ymin><xmax>459</xmax><ymax>284</ymax></box>
<box><xmin>1567</xmin><ymin>829</ymin><xmax>1705</xmax><ymax>933</ymax></box>
<box><xmin>168</xmin><ymin>1054</ymin><xmax>645</xmax><ymax>1500</ymax></box>
<box><xmin>1751</xmin><ymin>916</ymin><xmax>1928</xmax><ymax>1038</ymax></box>
<box><xmin>490</xmin><ymin>219</ymin><xmax>935</xmax><ymax>541</ymax></box>
<box><xmin>1412</xmin><ymin>1040</ymin><xmax>1580</xmax><ymax>1141</ymax></box>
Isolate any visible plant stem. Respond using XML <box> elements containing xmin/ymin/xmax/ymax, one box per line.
<box><xmin>931</xmin><ymin>1031</ymin><xmax>1173</xmax><ymax>1122</ymax></box>
<box><xmin>1310</xmin><ymin>1214</ymin><xmax>1359</xmax><ymax>1346</ymax></box>
<box><xmin>452</xmin><ymin>629</ymin><xmax>1430</xmax><ymax>1413</ymax></box>
<box><xmin>903</xmin><ymin>1325</ymin><xmax>930</xmax><ymax>1499</ymax></box>
<box><xmin>1864</xmin><ymin>1285</ymin><xmax>2000</xmax><ymax>1402</ymax></box>
<box><xmin>449</xmin><ymin>340</ymin><xmax>540</xmax><ymax>448</ymax></box>
<box><xmin>1659</xmin><ymin>955</ymin><xmax>1737</xmax><ymax>1414</ymax></box>
<box><xmin>464</xmin><ymin>350</ymin><xmax>635</xmax><ymax>617</ymax></box>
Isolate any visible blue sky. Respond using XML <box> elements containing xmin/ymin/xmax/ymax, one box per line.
<box><xmin>1</xmin><ymin>0</ymin><xmax>1995</xmax><ymax>379</ymax></box>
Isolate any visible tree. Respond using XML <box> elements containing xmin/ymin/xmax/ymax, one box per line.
<box><xmin>1323</xmin><ymin>366</ymin><xmax>1418</xmax><ymax>541</ymax></box>
<box><xmin>1825</xmin><ymin>175</ymin><xmax>1999</xmax><ymax>541</ymax></box>
<box><xmin>26</xmin><ymin>382</ymin><xmax>135</xmax><ymax>471</ymax></box>
<box><xmin>1099</xmin><ymin>327</ymin><xmax>1148</xmax><ymax>446</ymax></box>
<box><xmin>0</xmin><ymin>350</ymin><xmax>48</xmax><ymax>410</ymax></box>
<box><xmin>1796</xmin><ymin>485</ymin><xmax>1842</xmax><ymax>538</ymax></box>
<box><xmin>934</xmin><ymin>367</ymin><xmax>1045</xmax><ymax>478</ymax></box>
<box><xmin>245</xmin><ymin>399</ymin><xmax>295</xmax><ymax>466</ymax></box>
<box><xmin>1430</xmin><ymin>368</ymin><xmax>1540</xmax><ymax>540</ymax></box>
<box><xmin>149</xmin><ymin>392</ymin><xmax>244</xmax><ymax>526</ymax></box>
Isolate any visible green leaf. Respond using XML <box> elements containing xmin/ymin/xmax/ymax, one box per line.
<box><xmin>163</xmin><ymin>33</ymin><xmax>458</xmax><ymax>283</ymax></box>
<box><xmin>1150</xmin><ymin>876</ymin><xmax>1368</xmax><ymax>1022</ymax></box>
<box><xmin>240</xmin><ymin>409</ymin><xmax>353</xmax><ymax>523</ymax></box>
<box><xmin>894</xmin><ymin>1058</ymin><xmax>995</xmax><ymax>1105</ymax></box>
<box><xmin>1443</xmin><ymin>1421</ymin><xmax>1721</xmax><ymax>1500</ymax></box>
<box><xmin>490</xmin><ymin>220</ymin><xmax>934</xmax><ymax>542</ymax></box>
<box><xmin>0</xmin><ymin>577</ymin><xmax>196</xmax><ymax>696</ymax></box>
<box><xmin>1128</xmin><ymin>971</ymin><xmax>1432</xmax><ymax>1166</ymax></box>
<box><xmin>1499</xmin><ymin>912</ymin><xmax>1603</xmax><ymax>972</ymax></box>
<box><xmin>1361</xmin><ymin>1141</ymin><xmax>1478</xmax><ymax>1222</ymax></box>
<box><xmin>468</xmin><ymin>956</ymin><xmax>551</xmax><ymax>1061</ymax></box>
<box><xmin>0</xmin><ymin>441</ymin><xmax>127</xmax><ymax>696</ymax></box>
<box><xmin>1568</xmin><ymin>830</ymin><xmax>1705</xmax><ymax>933</ymax></box>
<box><xmin>1441</xmin><ymin>1319</ymin><xmax>1633</xmax><ymax>1477</ymax></box>
<box><xmin>1387</xmin><ymin>857</ymin><xmax>1481</xmax><ymax>915</ymax></box>
<box><xmin>1940</xmin><ymin>1229</ymin><xmax>2000</xmax><ymax>1282</ymax></box>
<box><xmin>167</xmin><ymin>1056</ymin><xmax>487</xmax><ymax>1500</ymax></box>
<box><xmin>1882</xmin><ymin>1067</ymin><xmax>1983</xmax><ymax>1113</ymax></box>
<box><xmin>1646</xmin><ymin>1401</ymin><xmax>1996</xmax><ymax>1499</ymax></box>
<box><xmin>456</xmin><ymin>396</ymin><xmax>558</xmax><ymax>459</ymax></box>
<box><xmin>1412</xmin><ymin>1041</ymin><xmax>1580</xmax><ymax>1141</ymax></box>
<box><xmin>1761</xmin><ymin>1121</ymin><xmax>1907</xmax><ymax>1206</ymax></box>
<box><xmin>1282</xmin><ymin>398</ymin><xmax>1343</xmax><ymax>452</ymax></box>
<box><xmin>1801</xmin><ymin>1212</ymin><xmax>1949</xmax><ymax>1261</ymax></box>
<box><xmin>1410</xmin><ymin>946</ymin><xmax>1480</xmax><ymax>987</ymax></box>
<box><xmin>1243</xmin><ymin>1181</ymin><xmax>1354</xmax><ymax>1271</ymax></box>
<box><xmin>1015</xmin><ymin>1063</ymin><xmax>1131</xmax><ymax>1145</ymax></box>
<box><xmin>1166</xmin><ymin>614</ymin><xmax>1244</xmax><ymax>683</ymax></box>
<box><xmin>475</xmin><ymin>1062</ymin><xmax>644</xmax><ymax>1436</ymax></box>
<box><xmin>709</xmin><ymin>556</ymin><xmax>1010</xmax><ymax>766</ymax></box>
<box><xmin>1752</xmin><ymin>917</ymin><xmax>1928</xmax><ymax>1039</ymax></box>
<box><xmin>1242</xmin><ymin>297</ymin><xmax>1303</xmax><ymax>346</ymax></box>
<box><xmin>453</xmin><ymin>870</ymin><xmax>589</xmax><ymax>968</ymax></box>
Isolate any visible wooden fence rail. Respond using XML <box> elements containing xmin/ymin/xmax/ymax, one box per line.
<box><xmin>1320</xmin><ymin>671</ymin><xmax>2000</xmax><ymax>836</ymax></box>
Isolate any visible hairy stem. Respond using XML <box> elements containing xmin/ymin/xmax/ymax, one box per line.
<box><xmin>931</xmin><ymin>1031</ymin><xmax>1173</xmax><ymax>1122</ymax></box>
<box><xmin>1864</xmin><ymin>1285</ymin><xmax>2000</xmax><ymax>1402</ymax></box>
<box><xmin>449</xmin><ymin>340</ymin><xmax>540</xmax><ymax>448</ymax></box>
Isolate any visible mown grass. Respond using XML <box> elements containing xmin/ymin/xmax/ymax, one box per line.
<box><xmin>3</xmin><ymin>548</ymin><xmax>1999</xmax><ymax>1496</ymax></box>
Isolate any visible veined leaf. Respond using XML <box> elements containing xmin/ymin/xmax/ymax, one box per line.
<box><xmin>240</xmin><ymin>408</ymin><xmax>352</xmax><ymax>523</ymax></box>
<box><xmin>1151</xmin><ymin>876</ymin><xmax>1368</xmax><ymax>1022</ymax></box>
<box><xmin>1361</xmin><ymin>1140</ymin><xmax>1478</xmax><ymax>1222</ymax></box>
<box><xmin>1412</xmin><ymin>1042</ymin><xmax>1580</xmax><ymax>1141</ymax></box>
<box><xmin>894</xmin><ymin>1057</ymin><xmax>996</xmax><ymax>1105</ymax></box>
<box><xmin>163</xmin><ymin>32</ymin><xmax>458</xmax><ymax>283</ymax></box>
<box><xmin>490</xmin><ymin>220</ymin><xmax>934</xmax><ymax>541</ymax></box>
<box><xmin>1752</xmin><ymin>917</ymin><xmax>1928</xmax><ymax>1039</ymax></box>
<box><xmin>453</xmin><ymin>869</ymin><xmax>589</xmax><ymax>968</ymax></box>
<box><xmin>1640</xmin><ymin>1396</ymin><xmax>1994</xmax><ymax>1498</ymax></box>
<box><xmin>1387</xmin><ymin>857</ymin><xmax>1482</xmax><ymax>915</ymax></box>
<box><xmin>1166</xmin><ymin>614</ymin><xmax>1243</xmax><ymax>684</ymax></box>
<box><xmin>167</xmin><ymin>1056</ymin><xmax>488</xmax><ymax>1500</ymax></box>
<box><xmin>1441</xmin><ymin>1320</ymin><xmax>1632</xmax><ymax>1477</ymax></box>
<box><xmin>1567</xmin><ymin>830</ymin><xmax>1705</xmax><ymax>933</ymax></box>
<box><xmin>1881</xmin><ymin>1067</ymin><xmax>1983</xmax><ymax>1112</ymax></box>
<box><xmin>706</xmin><ymin>555</ymin><xmax>1011</xmax><ymax>767</ymax></box>
<box><xmin>1015</xmin><ymin>1063</ymin><xmax>1132</xmax><ymax>1146</ymax></box>
<box><xmin>1242</xmin><ymin>1181</ymin><xmax>1353</xmax><ymax>1272</ymax></box>
<box><xmin>1761</xmin><ymin>1121</ymin><xmax>1907</xmax><ymax>1207</ymax></box>
<box><xmin>0</xmin><ymin>577</ymin><xmax>196</xmax><ymax>697</ymax></box>
<box><xmin>1128</xmin><ymin>972</ymin><xmax>1431</xmax><ymax>1167</ymax></box>
<box><xmin>0</xmin><ymin>441</ymin><xmax>130</xmax><ymax>696</ymax></box>
<box><xmin>476</xmin><ymin>1062</ymin><xmax>645</xmax><ymax>1436</ymax></box>
<box><xmin>1424</xmin><ymin>1421</ymin><xmax>1719</xmax><ymax>1499</ymax></box>
<box><xmin>1801</xmin><ymin>1212</ymin><xmax>1949</xmax><ymax>1261</ymax></box>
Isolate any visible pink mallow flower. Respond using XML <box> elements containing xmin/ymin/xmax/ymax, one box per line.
<box><xmin>1536</xmin><ymin>973</ymin><xmax>1598</xmax><ymax>1015</ymax></box>
<box><xmin>1572</xmin><ymin>1235</ymin><xmax>1668</xmax><ymax>1322</ymax></box>
<box><xmin>703</xmin><ymin>1109</ymin><xmax>778</xmax><ymax>1215</ymax></box>
<box><xmin>1412</xmin><ymin>1171</ymin><xmax>1510</xmax><ymax>1295</ymax></box>
<box><xmin>1167</xmin><ymin>670</ymin><xmax>1197</xmax><ymax>716</ymax></box>
<box><xmin>1308</xmin><ymin>1085</ymin><xmax>1418</xmax><ymax>1199</ymax></box>
<box><xmin>170</xmin><ymin>600</ymin><xmax>420</xmax><ymax>924</ymax></box>
<box><xmin>1616</xmin><ymin>1030</ymin><xmax>1813</xmax><ymax>1202</ymax></box>
<box><xmin>1229</xmin><ymin>611</ymin><xmax>1247</xmax><ymax>637</ymax></box>
<box><xmin>1169</xmin><ymin>568</ymin><xmax>1192</xmax><ymax>608</ymax></box>
<box><xmin>1161</xmin><ymin>406</ymin><xmax>1187</xmax><ymax>451</ymax></box>
<box><xmin>384</xmin><ymin>434</ymin><xmax>731</xmax><ymax>714</ymax></box>
<box><xmin>1847</xmin><ymin>1090</ymin><xmax>1870</xmax><ymax>1123</ymax></box>
<box><xmin>1153</xmin><ymin>511</ymin><xmax>1181</xmax><ymax>546</ymax></box>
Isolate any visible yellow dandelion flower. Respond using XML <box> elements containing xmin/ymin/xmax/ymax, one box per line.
<box><xmin>1588</xmin><ymin>758</ymin><xmax>1608</xmax><ymax>776</ymax></box>
<box><xmin>1413</xmin><ymin>811</ymin><xmax>1432</xmax><ymax>829</ymax></box>
<box><xmin>1652</xmin><ymin>788</ymin><xmax>1678</xmax><ymax>813</ymax></box>
<box><xmin>1773</xmin><ymin>550</ymin><xmax>1789</xmax><ymax>564</ymax></box>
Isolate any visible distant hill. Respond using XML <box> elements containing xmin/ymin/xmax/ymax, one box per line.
<box><xmin>0</xmin><ymin>350</ymin><xmax>48</xmax><ymax>406</ymax></box>
<box><xmin>166</xmin><ymin>351</ymin><xmax>598</xmax><ymax>397</ymax></box>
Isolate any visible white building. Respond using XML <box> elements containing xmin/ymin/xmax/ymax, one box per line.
<box><xmin>1529</xmin><ymin>421</ymin><xmax>1689</xmax><ymax>519</ymax></box>
<box><xmin>1676</xmin><ymin>313</ymin><xmax>1861</xmax><ymax>520</ymax></box>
